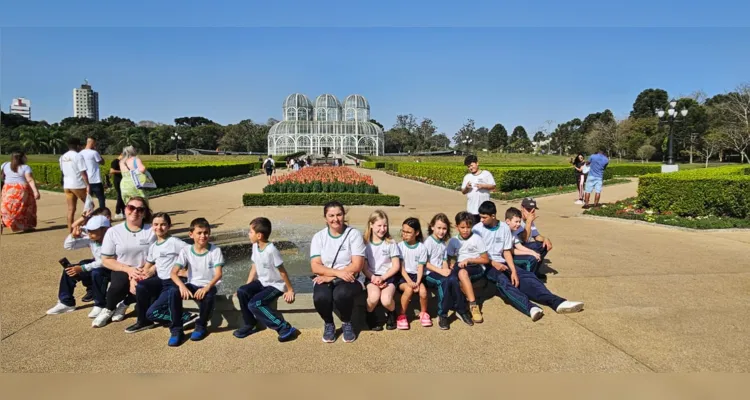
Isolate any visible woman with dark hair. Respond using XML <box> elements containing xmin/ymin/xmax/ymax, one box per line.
<box><xmin>1</xmin><ymin>152</ymin><xmax>40</xmax><ymax>233</ymax></box>
<box><xmin>572</xmin><ymin>153</ymin><xmax>587</xmax><ymax>205</ymax></box>
<box><xmin>310</xmin><ymin>201</ymin><xmax>366</xmax><ymax>343</ymax></box>
<box><xmin>93</xmin><ymin>196</ymin><xmax>156</xmax><ymax>327</ymax></box>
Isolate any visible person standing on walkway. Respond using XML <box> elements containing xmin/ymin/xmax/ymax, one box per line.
<box><xmin>262</xmin><ymin>155</ymin><xmax>275</xmax><ymax>183</ymax></box>
<box><xmin>1</xmin><ymin>152</ymin><xmax>40</xmax><ymax>233</ymax></box>
<box><xmin>310</xmin><ymin>201</ymin><xmax>366</xmax><ymax>343</ymax></box>
<box><xmin>572</xmin><ymin>153</ymin><xmax>587</xmax><ymax>205</ymax></box>
<box><xmin>119</xmin><ymin>146</ymin><xmax>147</xmax><ymax>204</ymax></box>
<box><xmin>461</xmin><ymin>155</ymin><xmax>496</xmax><ymax>225</ymax></box>
<box><xmin>582</xmin><ymin>150</ymin><xmax>609</xmax><ymax>209</ymax></box>
<box><xmin>93</xmin><ymin>196</ymin><xmax>155</xmax><ymax>328</ymax></box>
<box><xmin>60</xmin><ymin>138</ymin><xmax>91</xmax><ymax>232</ymax></box>
<box><xmin>79</xmin><ymin>137</ymin><xmax>106</xmax><ymax>209</ymax></box>
<box><xmin>109</xmin><ymin>154</ymin><xmax>125</xmax><ymax>220</ymax></box>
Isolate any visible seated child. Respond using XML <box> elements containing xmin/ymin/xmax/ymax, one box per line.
<box><xmin>446</xmin><ymin>211</ymin><xmax>489</xmax><ymax>324</ymax></box>
<box><xmin>233</xmin><ymin>217</ymin><xmax>299</xmax><ymax>342</ymax></box>
<box><xmin>476</xmin><ymin>202</ymin><xmax>584</xmax><ymax>321</ymax></box>
<box><xmin>166</xmin><ymin>218</ymin><xmax>224</xmax><ymax>346</ymax></box>
<box><xmin>47</xmin><ymin>208</ymin><xmax>112</xmax><ymax>318</ymax></box>
<box><xmin>362</xmin><ymin>210</ymin><xmax>401</xmax><ymax>331</ymax></box>
<box><xmin>396</xmin><ymin>218</ymin><xmax>430</xmax><ymax>329</ymax></box>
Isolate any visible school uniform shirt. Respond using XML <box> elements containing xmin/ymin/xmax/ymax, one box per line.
<box><xmin>512</xmin><ymin>221</ymin><xmax>540</xmax><ymax>244</ymax></box>
<box><xmin>310</xmin><ymin>227</ymin><xmax>367</xmax><ymax>282</ymax></box>
<box><xmin>397</xmin><ymin>241</ymin><xmax>428</xmax><ymax>275</ymax></box>
<box><xmin>461</xmin><ymin>170</ymin><xmax>496</xmax><ymax>214</ymax></box>
<box><xmin>447</xmin><ymin>234</ymin><xmax>488</xmax><ymax>269</ymax></box>
<box><xmin>1</xmin><ymin>163</ymin><xmax>31</xmax><ymax>184</ymax></box>
<box><xmin>101</xmin><ymin>223</ymin><xmax>156</xmax><ymax>268</ymax></box>
<box><xmin>365</xmin><ymin>240</ymin><xmax>401</xmax><ymax>276</ymax></box>
<box><xmin>251</xmin><ymin>242</ymin><xmax>286</xmax><ymax>292</ymax></box>
<box><xmin>174</xmin><ymin>244</ymin><xmax>225</xmax><ymax>287</ymax></box>
<box><xmin>59</xmin><ymin>150</ymin><xmax>88</xmax><ymax>189</ymax></box>
<box><xmin>146</xmin><ymin>236</ymin><xmax>188</xmax><ymax>280</ymax></box>
<box><xmin>79</xmin><ymin>148</ymin><xmax>103</xmax><ymax>184</ymax></box>
<box><xmin>64</xmin><ymin>233</ymin><xmax>104</xmax><ymax>272</ymax></box>
<box><xmin>472</xmin><ymin>221</ymin><xmax>514</xmax><ymax>264</ymax></box>
<box><xmin>422</xmin><ymin>235</ymin><xmax>448</xmax><ymax>275</ymax></box>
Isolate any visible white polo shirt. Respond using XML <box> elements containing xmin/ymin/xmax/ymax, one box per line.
<box><xmin>512</xmin><ymin>221</ymin><xmax>540</xmax><ymax>243</ymax></box>
<box><xmin>101</xmin><ymin>223</ymin><xmax>156</xmax><ymax>268</ymax></box>
<box><xmin>447</xmin><ymin>233</ymin><xmax>488</xmax><ymax>266</ymax></box>
<box><xmin>472</xmin><ymin>221</ymin><xmax>514</xmax><ymax>264</ymax></box>
<box><xmin>59</xmin><ymin>150</ymin><xmax>88</xmax><ymax>189</ymax></box>
<box><xmin>461</xmin><ymin>170</ymin><xmax>496</xmax><ymax>214</ymax></box>
<box><xmin>397</xmin><ymin>241</ymin><xmax>428</xmax><ymax>275</ymax></box>
<box><xmin>146</xmin><ymin>236</ymin><xmax>188</xmax><ymax>280</ymax></box>
<box><xmin>79</xmin><ymin>148</ymin><xmax>103</xmax><ymax>184</ymax></box>
<box><xmin>251</xmin><ymin>242</ymin><xmax>286</xmax><ymax>292</ymax></box>
<box><xmin>175</xmin><ymin>244</ymin><xmax>225</xmax><ymax>287</ymax></box>
<box><xmin>365</xmin><ymin>239</ymin><xmax>400</xmax><ymax>276</ymax></box>
<box><xmin>422</xmin><ymin>235</ymin><xmax>448</xmax><ymax>275</ymax></box>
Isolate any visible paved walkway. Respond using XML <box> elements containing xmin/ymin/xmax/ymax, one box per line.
<box><xmin>1</xmin><ymin>169</ymin><xmax>749</xmax><ymax>372</ymax></box>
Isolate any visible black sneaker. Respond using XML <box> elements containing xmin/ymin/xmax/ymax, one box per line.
<box><xmin>366</xmin><ymin>311</ymin><xmax>382</xmax><ymax>331</ymax></box>
<box><xmin>438</xmin><ymin>315</ymin><xmax>450</xmax><ymax>330</ymax></box>
<box><xmin>233</xmin><ymin>325</ymin><xmax>259</xmax><ymax>339</ymax></box>
<box><xmin>81</xmin><ymin>290</ymin><xmax>94</xmax><ymax>303</ymax></box>
<box><xmin>278</xmin><ymin>327</ymin><xmax>300</xmax><ymax>343</ymax></box>
<box><xmin>322</xmin><ymin>323</ymin><xmax>336</xmax><ymax>343</ymax></box>
<box><xmin>385</xmin><ymin>312</ymin><xmax>397</xmax><ymax>330</ymax></box>
<box><xmin>457</xmin><ymin>311</ymin><xmax>475</xmax><ymax>326</ymax></box>
<box><xmin>124</xmin><ymin>321</ymin><xmax>157</xmax><ymax>334</ymax></box>
<box><xmin>342</xmin><ymin>322</ymin><xmax>356</xmax><ymax>343</ymax></box>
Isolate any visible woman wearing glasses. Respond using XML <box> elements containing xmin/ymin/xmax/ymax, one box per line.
<box><xmin>93</xmin><ymin>196</ymin><xmax>156</xmax><ymax>327</ymax></box>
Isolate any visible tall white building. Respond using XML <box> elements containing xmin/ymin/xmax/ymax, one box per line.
<box><xmin>73</xmin><ymin>80</ymin><xmax>99</xmax><ymax>121</ymax></box>
<box><xmin>9</xmin><ymin>98</ymin><xmax>31</xmax><ymax>119</ymax></box>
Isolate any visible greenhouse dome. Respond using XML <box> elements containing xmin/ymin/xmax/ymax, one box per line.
<box><xmin>269</xmin><ymin>93</ymin><xmax>383</xmax><ymax>156</ymax></box>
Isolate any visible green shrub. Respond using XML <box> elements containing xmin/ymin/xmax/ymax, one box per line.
<box><xmin>243</xmin><ymin>193</ymin><xmax>400</xmax><ymax>206</ymax></box>
<box><xmin>274</xmin><ymin>152</ymin><xmax>306</xmax><ymax>163</ymax></box>
<box><xmin>607</xmin><ymin>165</ymin><xmax>661</xmax><ymax>177</ymax></box>
<box><xmin>362</xmin><ymin>161</ymin><xmax>385</xmax><ymax>169</ymax></box>
<box><xmin>638</xmin><ymin>166</ymin><xmax>750</xmax><ymax>218</ymax></box>
<box><xmin>347</xmin><ymin>153</ymin><xmax>372</xmax><ymax>161</ymax></box>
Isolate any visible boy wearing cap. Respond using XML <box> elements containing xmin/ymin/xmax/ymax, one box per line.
<box><xmin>512</xmin><ymin>197</ymin><xmax>552</xmax><ymax>273</ymax></box>
<box><xmin>47</xmin><ymin>212</ymin><xmax>112</xmax><ymax>317</ymax></box>
<box><xmin>461</xmin><ymin>155</ymin><xmax>496</xmax><ymax>225</ymax></box>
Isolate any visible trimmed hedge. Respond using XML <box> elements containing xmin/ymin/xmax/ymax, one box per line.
<box><xmin>638</xmin><ymin>166</ymin><xmax>750</xmax><ymax>218</ymax></box>
<box><xmin>243</xmin><ymin>193</ymin><xmax>400</xmax><ymax>206</ymax></box>
<box><xmin>275</xmin><ymin>151</ymin><xmax>306</xmax><ymax>163</ymax></box>
<box><xmin>607</xmin><ymin>165</ymin><xmax>661</xmax><ymax>177</ymax></box>
<box><xmin>263</xmin><ymin>181</ymin><xmax>379</xmax><ymax>194</ymax></box>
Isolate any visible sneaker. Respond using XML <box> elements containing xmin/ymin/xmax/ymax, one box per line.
<box><xmin>574</xmin><ymin>200</ymin><xmax>584</xmax><ymax>205</ymax></box>
<box><xmin>366</xmin><ymin>311</ymin><xmax>382</xmax><ymax>331</ymax></box>
<box><xmin>182</xmin><ymin>313</ymin><xmax>198</xmax><ymax>328</ymax></box>
<box><xmin>419</xmin><ymin>312</ymin><xmax>432</xmax><ymax>327</ymax></box>
<box><xmin>92</xmin><ymin>308</ymin><xmax>113</xmax><ymax>328</ymax></box>
<box><xmin>385</xmin><ymin>312</ymin><xmax>397</xmax><ymax>330</ymax></box>
<box><xmin>556</xmin><ymin>301</ymin><xmax>584</xmax><ymax>314</ymax></box>
<box><xmin>190</xmin><ymin>328</ymin><xmax>208</xmax><ymax>341</ymax></box>
<box><xmin>438</xmin><ymin>315</ymin><xmax>450</xmax><ymax>330</ymax></box>
<box><xmin>81</xmin><ymin>291</ymin><xmax>95</xmax><ymax>303</ymax></box>
<box><xmin>114</xmin><ymin>213</ymin><xmax>125</xmax><ymax>221</ymax></box>
<box><xmin>470</xmin><ymin>303</ymin><xmax>483</xmax><ymax>323</ymax></box>
<box><xmin>111</xmin><ymin>301</ymin><xmax>129</xmax><ymax>322</ymax></box>
<box><xmin>530</xmin><ymin>307</ymin><xmax>544</xmax><ymax>322</ymax></box>
<box><xmin>168</xmin><ymin>332</ymin><xmax>184</xmax><ymax>347</ymax></box>
<box><xmin>124</xmin><ymin>321</ymin><xmax>157</xmax><ymax>334</ymax></box>
<box><xmin>278</xmin><ymin>327</ymin><xmax>300</xmax><ymax>343</ymax></box>
<box><xmin>322</xmin><ymin>323</ymin><xmax>336</xmax><ymax>343</ymax></box>
<box><xmin>233</xmin><ymin>325</ymin><xmax>259</xmax><ymax>339</ymax></box>
<box><xmin>457</xmin><ymin>311</ymin><xmax>474</xmax><ymax>326</ymax></box>
<box><xmin>46</xmin><ymin>302</ymin><xmax>75</xmax><ymax>315</ymax></box>
<box><xmin>341</xmin><ymin>322</ymin><xmax>356</xmax><ymax>343</ymax></box>
<box><xmin>582</xmin><ymin>204</ymin><xmax>591</xmax><ymax>209</ymax></box>
<box><xmin>88</xmin><ymin>306</ymin><xmax>103</xmax><ymax>318</ymax></box>
<box><xmin>396</xmin><ymin>314</ymin><xmax>409</xmax><ymax>330</ymax></box>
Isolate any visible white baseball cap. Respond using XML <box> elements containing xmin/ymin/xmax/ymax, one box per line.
<box><xmin>84</xmin><ymin>215</ymin><xmax>111</xmax><ymax>231</ymax></box>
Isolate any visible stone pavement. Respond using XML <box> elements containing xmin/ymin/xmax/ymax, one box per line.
<box><xmin>1</xmin><ymin>168</ymin><xmax>749</xmax><ymax>372</ymax></box>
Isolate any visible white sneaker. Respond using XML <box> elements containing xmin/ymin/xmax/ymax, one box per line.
<box><xmin>115</xmin><ymin>213</ymin><xmax>125</xmax><ymax>221</ymax></box>
<box><xmin>88</xmin><ymin>306</ymin><xmax>104</xmax><ymax>318</ymax></box>
<box><xmin>556</xmin><ymin>301</ymin><xmax>584</xmax><ymax>314</ymax></box>
<box><xmin>530</xmin><ymin>307</ymin><xmax>544</xmax><ymax>322</ymax></box>
<box><xmin>111</xmin><ymin>301</ymin><xmax>129</xmax><ymax>322</ymax></box>
<box><xmin>574</xmin><ymin>200</ymin><xmax>584</xmax><ymax>205</ymax></box>
<box><xmin>92</xmin><ymin>309</ymin><xmax>113</xmax><ymax>328</ymax></box>
<box><xmin>47</xmin><ymin>302</ymin><xmax>75</xmax><ymax>315</ymax></box>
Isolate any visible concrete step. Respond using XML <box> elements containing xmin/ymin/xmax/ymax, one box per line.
<box><xmin>183</xmin><ymin>279</ymin><xmax>499</xmax><ymax>331</ymax></box>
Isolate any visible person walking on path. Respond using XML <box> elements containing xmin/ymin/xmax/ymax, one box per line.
<box><xmin>80</xmin><ymin>137</ymin><xmax>106</xmax><ymax>209</ymax></box>
<box><xmin>109</xmin><ymin>154</ymin><xmax>125</xmax><ymax>220</ymax></box>
<box><xmin>262</xmin><ymin>155</ymin><xmax>276</xmax><ymax>183</ymax></box>
<box><xmin>1</xmin><ymin>152</ymin><xmax>40</xmax><ymax>233</ymax></box>
<box><xmin>582</xmin><ymin>150</ymin><xmax>609</xmax><ymax>209</ymax></box>
<box><xmin>460</xmin><ymin>155</ymin><xmax>496</xmax><ymax>225</ymax></box>
<box><xmin>60</xmin><ymin>138</ymin><xmax>90</xmax><ymax>232</ymax></box>
<box><xmin>572</xmin><ymin>153</ymin><xmax>587</xmax><ymax>205</ymax></box>
<box><xmin>119</xmin><ymin>146</ymin><xmax>148</xmax><ymax>204</ymax></box>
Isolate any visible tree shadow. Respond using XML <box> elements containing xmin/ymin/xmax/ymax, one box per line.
<box><xmin>160</xmin><ymin>210</ymin><xmax>196</xmax><ymax>216</ymax></box>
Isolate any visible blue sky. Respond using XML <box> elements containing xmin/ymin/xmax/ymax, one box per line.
<box><xmin>1</xmin><ymin>1</ymin><xmax>749</xmax><ymax>138</ymax></box>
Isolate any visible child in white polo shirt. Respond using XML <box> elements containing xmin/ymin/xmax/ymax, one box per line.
<box><xmin>234</xmin><ymin>217</ymin><xmax>299</xmax><ymax>342</ymax></box>
<box><xmin>447</xmin><ymin>211</ymin><xmax>489</xmax><ymax>324</ymax></box>
<box><xmin>166</xmin><ymin>218</ymin><xmax>224</xmax><ymax>346</ymax></box>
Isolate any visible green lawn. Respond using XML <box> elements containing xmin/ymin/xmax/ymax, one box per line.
<box><xmin>371</xmin><ymin>154</ymin><xmax>739</xmax><ymax>168</ymax></box>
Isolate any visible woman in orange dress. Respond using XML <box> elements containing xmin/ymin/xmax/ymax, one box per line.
<box><xmin>1</xmin><ymin>152</ymin><xmax>41</xmax><ymax>233</ymax></box>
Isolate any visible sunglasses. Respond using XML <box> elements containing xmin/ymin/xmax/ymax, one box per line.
<box><xmin>126</xmin><ymin>205</ymin><xmax>146</xmax><ymax>213</ymax></box>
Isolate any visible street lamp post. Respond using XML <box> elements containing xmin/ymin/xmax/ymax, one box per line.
<box><xmin>656</xmin><ymin>100</ymin><xmax>688</xmax><ymax>173</ymax></box>
<box><xmin>171</xmin><ymin>132</ymin><xmax>182</xmax><ymax>161</ymax></box>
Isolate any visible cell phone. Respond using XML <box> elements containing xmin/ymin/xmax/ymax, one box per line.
<box><xmin>59</xmin><ymin>258</ymin><xmax>72</xmax><ymax>269</ymax></box>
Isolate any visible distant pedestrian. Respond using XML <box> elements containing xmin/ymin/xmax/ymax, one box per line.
<box><xmin>1</xmin><ymin>152</ymin><xmax>40</xmax><ymax>233</ymax></box>
<box><xmin>79</xmin><ymin>137</ymin><xmax>106</xmax><ymax>209</ymax></box>
<box><xmin>263</xmin><ymin>155</ymin><xmax>276</xmax><ymax>183</ymax></box>
<box><xmin>582</xmin><ymin>150</ymin><xmax>609</xmax><ymax>209</ymax></box>
<box><xmin>60</xmin><ymin>138</ymin><xmax>91</xmax><ymax>232</ymax></box>
<box><xmin>461</xmin><ymin>155</ymin><xmax>496</xmax><ymax>225</ymax></box>
<box><xmin>572</xmin><ymin>153</ymin><xmax>586</xmax><ymax>205</ymax></box>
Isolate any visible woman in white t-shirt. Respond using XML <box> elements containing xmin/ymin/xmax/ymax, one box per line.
<box><xmin>1</xmin><ymin>152</ymin><xmax>40</xmax><ymax>233</ymax></box>
<box><xmin>94</xmin><ymin>196</ymin><xmax>156</xmax><ymax>327</ymax></box>
<box><xmin>310</xmin><ymin>201</ymin><xmax>366</xmax><ymax>343</ymax></box>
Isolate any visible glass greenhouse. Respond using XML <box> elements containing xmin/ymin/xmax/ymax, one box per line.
<box><xmin>268</xmin><ymin>93</ymin><xmax>384</xmax><ymax>156</ymax></box>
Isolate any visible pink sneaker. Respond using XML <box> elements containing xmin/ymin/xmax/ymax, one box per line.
<box><xmin>419</xmin><ymin>312</ymin><xmax>432</xmax><ymax>327</ymax></box>
<box><xmin>396</xmin><ymin>314</ymin><xmax>409</xmax><ymax>330</ymax></box>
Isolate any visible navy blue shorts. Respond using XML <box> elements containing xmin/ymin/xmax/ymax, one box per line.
<box><xmin>365</xmin><ymin>275</ymin><xmax>397</xmax><ymax>286</ymax></box>
<box><xmin>451</xmin><ymin>264</ymin><xmax>486</xmax><ymax>282</ymax></box>
<box><xmin>397</xmin><ymin>272</ymin><xmax>421</xmax><ymax>287</ymax></box>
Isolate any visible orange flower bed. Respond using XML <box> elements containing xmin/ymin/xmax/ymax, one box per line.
<box><xmin>270</xmin><ymin>166</ymin><xmax>374</xmax><ymax>185</ymax></box>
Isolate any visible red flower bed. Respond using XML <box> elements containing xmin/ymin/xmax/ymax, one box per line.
<box><xmin>271</xmin><ymin>166</ymin><xmax>374</xmax><ymax>185</ymax></box>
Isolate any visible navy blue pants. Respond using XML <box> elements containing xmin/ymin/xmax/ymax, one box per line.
<box><xmin>135</xmin><ymin>276</ymin><xmax>166</xmax><ymax>324</ymax></box>
<box><xmin>236</xmin><ymin>281</ymin><xmax>292</xmax><ymax>335</ymax></box>
<box><xmin>451</xmin><ymin>264</ymin><xmax>485</xmax><ymax>282</ymax></box>
<box><xmin>58</xmin><ymin>270</ymin><xmax>93</xmax><ymax>307</ymax></box>
<box><xmin>90</xmin><ymin>268</ymin><xmax>111</xmax><ymax>308</ymax></box>
<box><xmin>485</xmin><ymin>265</ymin><xmax>565</xmax><ymax>316</ymax></box>
<box><xmin>514</xmin><ymin>241</ymin><xmax>549</xmax><ymax>273</ymax></box>
<box><xmin>424</xmin><ymin>273</ymin><xmax>460</xmax><ymax>317</ymax></box>
<box><xmin>145</xmin><ymin>279</ymin><xmax>191</xmax><ymax>325</ymax></box>
<box><xmin>168</xmin><ymin>283</ymin><xmax>216</xmax><ymax>335</ymax></box>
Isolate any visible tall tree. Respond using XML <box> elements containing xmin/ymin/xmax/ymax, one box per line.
<box><xmin>488</xmin><ymin>123</ymin><xmax>508</xmax><ymax>151</ymax></box>
<box><xmin>532</xmin><ymin>131</ymin><xmax>546</xmax><ymax>153</ymax></box>
<box><xmin>631</xmin><ymin>88</ymin><xmax>669</xmax><ymax>118</ymax></box>
<box><xmin>509</xmin><ymin>125</ymin><xmax>532</xmax><ymax>153</ymax></box>
<box><xmin>369</xmin><ymin>119</ymin><xmax>384</xmax><ymax>129</ymax></box>
<box><xmin>453</xmin><ymin>119</ymin><xmax>478</xmax><ymax>153</ymax></box>
<box><xmin>174</xmin><ymin>116</ymin><xmax>216</xmax><ymax>127</ymax></box>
